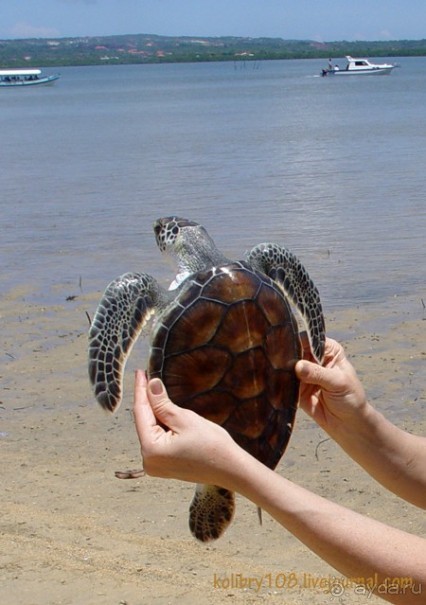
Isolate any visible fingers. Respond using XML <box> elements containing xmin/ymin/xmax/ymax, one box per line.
<box><xmin>299</xmin><ymin>331</ymin><xmax>315</xmax><ymax>362</ymax></box>
<box><xmin>147</xmin><ymin>378</ymin><xmax>192</xmax><ymax>432</ymax></box>
<box><xmin>133</xmin><ymin>370</ymin><xmax>157</xmax><ymax>437</ymax></box>
<box><xmin>296</xmin><ymin>359</ymin><xmax>343</xmax><ymax>392</ymax></box>
<box><xmin>134</xmin><ymin>372</ymin><xmax>193</xmax><ymax>436</ymax></box>
<box><xmin>299</xmin><ymin>330</ymin><xmax>309</xmax><ymax>350</ymax></box>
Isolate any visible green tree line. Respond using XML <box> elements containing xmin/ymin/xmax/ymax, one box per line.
<box><xmin>1</xmin><ymin>34</ymin><xmax>426</xmax><ymax>68</ymax></box>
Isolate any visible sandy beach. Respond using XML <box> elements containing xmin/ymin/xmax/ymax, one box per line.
<box><xmin>1</xmin><ymin>283</ymin><xmax>425</xmax><ymax>605</ymax></box>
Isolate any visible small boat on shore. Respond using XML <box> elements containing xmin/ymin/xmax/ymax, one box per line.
<box><xmin>0</xmin><ymin>69</ymin><xmax>60</xmax><ymax>87</ymax></box>
<box><xmin>321</xmin><ymin>56</ymin><xmax>398</xmax><ymax>77</ymax></box>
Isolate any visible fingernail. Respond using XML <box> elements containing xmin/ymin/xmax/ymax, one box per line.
<box><xmin>296</xmin><ymin>360</ymin><xmax>307</xmax><ymax>376</ymax></box>
<box><xmin>149</xmin><ymin>378</ymin><xmax>164</xmax><ymax>395</ymax></box>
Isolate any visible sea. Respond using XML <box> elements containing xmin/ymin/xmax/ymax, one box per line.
<box><xmin>1</xmin><ymin>57</ymin><xmax>425</xmax><ymax>313</ymax></box>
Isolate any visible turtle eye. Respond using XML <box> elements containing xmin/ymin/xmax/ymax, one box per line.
<box><xmin>165</xmin><ymin>225</ymin><xmax>179</xmax><ymax>247</ymax></box>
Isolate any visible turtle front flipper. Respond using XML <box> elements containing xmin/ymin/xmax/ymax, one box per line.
<box><xmin>88</xmin><ymin>272</ymin><xmax>167</xmax><ymax>412</ymax></box>
<box><xmin>247</xmin><ymin>243</ymin><xmax>325</xmax><ymax>363</ymax></box>
<box><xmin>189</xmin><ymin>484</ymin><xmax>235</xmax><ymax>542</ymax></box>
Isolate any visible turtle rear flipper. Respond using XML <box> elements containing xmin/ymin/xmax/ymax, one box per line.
<box><xmin>88</xmin><ymin>272</ymin><xmax>169</xmax><ymax>412</ymax></box>
<box><xmin>189</xmin><ymin>484</ymin><xmax>235</xmax><ymax>542</ymax></box>
<box><xmin>247</xmin><ymin>243</ymin><xmax>325</xmax><ymax>363</ymax></box>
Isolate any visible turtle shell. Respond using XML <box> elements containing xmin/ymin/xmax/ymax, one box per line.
<box><xmin>148</xmin><ymin>261</ymin><xmax>302</xmax><ymax>470</ymax></box>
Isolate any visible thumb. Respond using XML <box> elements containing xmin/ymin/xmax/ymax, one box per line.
<box><xmin>296</xmin><ymin>359</ymin><xmax>336</xmax><ymax>390</ymax></box>
<box><xmin>147</xmin><ymin>378</ymin><xmax>185</xmax><ymax>431</ymax></box>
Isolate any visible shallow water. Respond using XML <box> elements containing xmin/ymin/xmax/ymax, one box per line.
<box><xmin>1</xmin><ymin>57</ymin><xmax>425</xmax><ymax>312</ymax></box>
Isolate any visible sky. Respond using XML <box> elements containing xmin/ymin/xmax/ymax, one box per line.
<box><xmin>1</xmin><ymin>0</ymin><xmax>425</xmax><ymax>42</ymax></box>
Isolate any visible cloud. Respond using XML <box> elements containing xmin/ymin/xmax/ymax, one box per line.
<box><xmin>10</xmin><ymin>21</ymin><xmax>60</xmax><ymax>39</ymax></box>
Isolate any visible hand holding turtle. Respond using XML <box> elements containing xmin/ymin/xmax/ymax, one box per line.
<box><xmin>296</xmin><ymin>336</ymin><xmax>368</xmax><ymax>435</ymax></box>
<box><xmin>133</xmin><ymin>370</ymin><xmax>237</xmax><ymax>488</ymax></box>
<box><xmin>297</xmin><ymin>337</ymin><xmax>426</xmax><ymax>509</ymax></box>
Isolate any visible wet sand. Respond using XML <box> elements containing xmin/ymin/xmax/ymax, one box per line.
<box><xmin>1</xmin><ymin>284</ymin><xmax>425</xmax><ymax>605</ymax></box>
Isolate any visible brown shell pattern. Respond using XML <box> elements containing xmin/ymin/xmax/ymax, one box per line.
<box><xmin>149</xmin><ymin>262</ymin><xmax>302</xmax><ymax>470</ymax></box>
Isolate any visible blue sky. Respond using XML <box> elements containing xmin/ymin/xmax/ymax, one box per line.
<box><xmin>1</xmin><ymin>0</ymin><xmax>425</xmax><ymax>41</ymax></box>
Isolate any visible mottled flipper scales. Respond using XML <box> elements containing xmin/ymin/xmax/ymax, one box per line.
<box><xmin>247</xmin><ymin>243</ymin><xmax>325</xmax><ymax>363</ymax></box>
<box><xmin>189</xmin><ymin>484</ymin><xmax>235</xmax><ymax>542</ymax></box>
<box><xmin>88</xmin><ymin>272</ymin><xmax>165</xmax><ymax>412</ymax></box>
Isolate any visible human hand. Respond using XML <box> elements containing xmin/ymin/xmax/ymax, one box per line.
<box><xmin>295</xmin><ymin>337</ymin><xmax>368</xmax><ymax>435</ymax></box>
<box><xmin>133</xmin><ymin>371</ymin><xmax>238</xmax><ymax>486</ymax></box>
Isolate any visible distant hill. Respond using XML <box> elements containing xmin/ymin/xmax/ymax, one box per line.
<box><xmin>1</xmin><ymin>33</ymin><xmax>426</xmax><ymax>67</ymax></box>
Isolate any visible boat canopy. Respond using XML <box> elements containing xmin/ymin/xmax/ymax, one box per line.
<box><xmin>346</xmin><ymin>56</ymin><xmax>370</xmax><ymax>67</ymax></box>
<box><xmin>0</xmin><ymin>69</ymin><xmax>42</xmax><ymax>77</ymax></box>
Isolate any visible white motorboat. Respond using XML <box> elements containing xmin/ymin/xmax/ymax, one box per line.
<box><xmin>0</xmin><ymin>69</ymin><xmax>60</xmax><ymax>87</ymax></box>
<box><xmin>321</xmin><ymin>56</ymin><xmax>398</xmax><ymax>77</ymax></box>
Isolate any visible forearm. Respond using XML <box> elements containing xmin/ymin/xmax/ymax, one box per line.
<box><xmin>325</xmin><ymin>404</ymin><xmax>426</xmax><ymax>508</ymax></box>
<box><xmin>218</xmin><ymin>447</ymin><xmax>426</xmax><ymax>605</ymax></box>
<box><xmin>137</xmin><ymin>373</ymin><xmax>425</xmax><ymax>603</ymax></box>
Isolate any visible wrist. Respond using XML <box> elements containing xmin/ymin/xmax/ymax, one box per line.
<box><xmin>211</xmin><ymin>441</ymin><xmax>254</xmax><ymax>489</ymax></box>
<box><xmin>326</xmin><ymin>401</ymin><xmax>397</xmax><ymax>471</ymax></box>
<box><xmin>326</xmin><ymin>399</ymin><xmax>378</xmax><ymax>444</ymax></box>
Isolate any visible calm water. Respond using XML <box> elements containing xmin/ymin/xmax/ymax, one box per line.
<box><xmin>1</xmin><ymin>57</ymin><xmax>425</xmax><ymax>310</ymax></box>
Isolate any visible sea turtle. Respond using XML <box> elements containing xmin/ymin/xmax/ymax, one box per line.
<box><xmin>88</xmin><ymin>216</ymin><xmax>325</xmax><ymax>542</ymax></box>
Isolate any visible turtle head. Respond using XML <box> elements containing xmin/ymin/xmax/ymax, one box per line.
<box><xmin>153</xmin><ymin>217</ymin><xmax>229</xmax><ymax>281</ymax></box>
